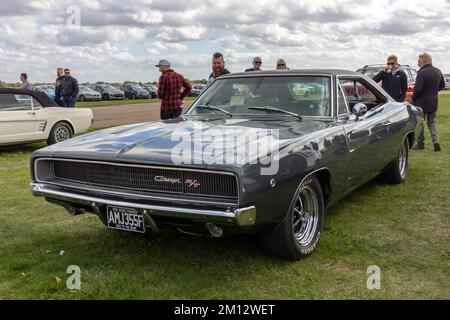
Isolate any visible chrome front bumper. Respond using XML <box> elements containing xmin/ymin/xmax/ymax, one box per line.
<box><xmin>30</xmin><ymin>183</ymin><xmax>256</xmax><ymax>227</ymax></box>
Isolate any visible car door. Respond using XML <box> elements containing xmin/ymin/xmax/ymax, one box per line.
<box><xmin>338</xmin><ymin>77</ymin><xmax>390</xmax><ymax>188</ymax></box>
<box><xmin>0</xmin><ymin>93</ymin><xmax>37</xmax><ymax>144</ymax></box>
<box><xmin>32</xmin><ymin>96</ymin><xmax>53</xmax><ymax>140</ymax></box>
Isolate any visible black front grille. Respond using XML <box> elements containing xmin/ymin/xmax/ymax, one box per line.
<box><xmin>52</xmin><ymin>160</ymin><xmax>238</xmax><ymax>200</ymax></box>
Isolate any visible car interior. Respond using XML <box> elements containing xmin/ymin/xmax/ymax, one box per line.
<box><xmin>338</xmin><ymin>78</ymin><xmax>387</xmax><ymax>113</ymax></box>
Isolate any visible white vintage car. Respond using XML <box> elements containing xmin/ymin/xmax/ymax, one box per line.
<box><xmin>0</xmin><ymin>89</ymin><xmax>93</xmax><ymax>146</ymax></box>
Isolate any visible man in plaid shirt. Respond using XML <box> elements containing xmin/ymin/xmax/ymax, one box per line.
<box><xmin>156</xmin><ymin>59</ymin><xmax>192</xmax><ymax>120</ymax></box>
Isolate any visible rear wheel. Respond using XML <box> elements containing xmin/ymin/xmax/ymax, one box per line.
<box><xmin>381</xmin><ymin>137</ymin><xmax>409</xmax><ymax>184</ymax></box>
<box><xmin>47</xmin><ymin>122</ymin><xmax>73</xmax><ymax>145</ymax></box>
<box><xmin>79</xmin><ymin>95</ymin><xmax>86</xmax><ymax>102</ymax></box>
<box><xmin>262</xmin><ymin>175</ymin><xmax>324</xmax><ymax>260</ymax></box>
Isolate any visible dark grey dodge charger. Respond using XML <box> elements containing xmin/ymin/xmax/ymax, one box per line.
<box><xmin>30</xmin><ymin>70</ymin><xmax>424</xmax><ymax>260</ymax></box>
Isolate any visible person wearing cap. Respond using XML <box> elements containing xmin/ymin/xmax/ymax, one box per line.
<box><xmin>155</xmin><ymin>59</ymin><xmax>192</xmax><ymax>120</ymax></box>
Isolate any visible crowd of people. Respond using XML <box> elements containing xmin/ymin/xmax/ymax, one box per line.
<box><xmin>18</xmin><ymin>51</ymin><xmax>446</xmax><ymax>150</ymax></box>
<box><xmin>155</xmin><ymin>52</ymin><xmax>446</xmax><ymax>151</ymax></box>
<box><xmin>20</xmin><ymin>67</ymin><xmax>79</xmax><ymax>108</ymax></box>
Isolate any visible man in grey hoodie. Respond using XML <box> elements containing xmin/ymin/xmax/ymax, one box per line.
<box><xmin>61</xmin><ymin>69</ymin><xmax>79</xmax><ymax>108</ymax></box>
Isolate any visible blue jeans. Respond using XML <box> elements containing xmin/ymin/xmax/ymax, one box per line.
<box><xmin>161</xmin><ymin>107</ymin><xmax>182</xmax><ymax>120</ymax></box>
<box><xmin>55</xmin><ymin>96</ymin><xmax>64</xmax><ymax>107</ymax></box>
<box><xmin>63</xmin><ymin>97</ymin><xmax>76</xmax><ymax>108</ymax></box>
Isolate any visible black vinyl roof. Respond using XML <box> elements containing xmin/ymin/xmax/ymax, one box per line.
<box><xmin>0</xmin><ymin>88</ymin><xmax>58</xmax><ymax>108</ymax></box>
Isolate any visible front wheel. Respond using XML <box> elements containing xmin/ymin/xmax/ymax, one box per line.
<box><xmin>380</xmin><ymin>137</ymin><xmax>409</xmax><ymax>184</ymax></box>
<box><xmin>262</xmin><ymin>175</ymin><xmax>324</xmax><ymax>260</ymax></box>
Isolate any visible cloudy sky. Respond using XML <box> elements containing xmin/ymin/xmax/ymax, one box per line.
<box><xmin>1</xmin><ymin>0</ymin><xmax>449</xmax><ymax>83</ymax></box>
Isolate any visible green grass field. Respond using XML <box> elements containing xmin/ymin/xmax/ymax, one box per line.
<box><xmin>76</xmin><ymin>96</ymin><xmax>196</xmax><ymax>108</ymax></box>
<box><xmin>0</xmin><ymin>97</ymin><xmax>449</xmax><ymax>299</ymax></box>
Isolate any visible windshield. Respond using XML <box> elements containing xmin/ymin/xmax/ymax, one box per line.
<box><xmin>187</xmin><ymin>76</ymin><xmax>331</xmax><ymax>117</ymax></box>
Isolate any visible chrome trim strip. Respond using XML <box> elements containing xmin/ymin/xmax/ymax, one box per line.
<box><xmin>30</xmin><ymin>183</ymin><xmax>256</xmax><ymax>226</ymax></box>
<box><xmin>32</xmin><ymin>180</ymin><xmax>238</xmax><ymax>206</ymax></box>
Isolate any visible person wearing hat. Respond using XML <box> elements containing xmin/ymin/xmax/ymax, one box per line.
<box><xmin>155</xmin><ymin>59</ymin><xmax>192</xmax><ymax>120</ymax></box>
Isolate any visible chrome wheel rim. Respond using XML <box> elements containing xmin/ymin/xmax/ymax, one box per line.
<box><xmin>292</xmin><ymin>186</ymin><xmax>319</xmax><ymax>246</ymax></box>
<box><xmin>399</xmin><ymin>141</ymin><xmax>408</xmax><ymax>178</ymax></box>
<box><xmin>55</xmin><ymin>126</ymin><xmax>70</xmax><ymax>142</ymax></box>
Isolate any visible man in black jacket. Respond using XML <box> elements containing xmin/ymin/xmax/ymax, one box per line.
<box><xmin>373</xmin><ymin>55</ymin><xmax>408</xmax><ymax>102</ymax></box>
<box><xmin>61</xmin><ymin>68</ymin><xmax>79</xmax><ymax>108</ymax></box>
<box><xmin>54</xmin><ymin>67</ymin><xmax>64</xmax><ymax>107</ymax></box>
<box><xmin>412</xmin><ymin>53</ymin><xmax>446</xmax><ymax>151</ymax></box>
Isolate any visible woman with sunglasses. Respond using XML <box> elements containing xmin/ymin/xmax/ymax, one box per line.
<box><xmin>276</xmin><ymin>58</ymin><xmax>289</xmax><ymax>70</ymax></box>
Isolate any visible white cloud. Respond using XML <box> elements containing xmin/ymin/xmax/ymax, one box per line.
<box><xmin>0</xmin><ymin>0</ymin><xmax>449</xmax><ymax>83</ymax></box>
<box><xmin>154</xmin><ymin>41</ymin><xmax>187</xmax><ymax>51</ymax></box>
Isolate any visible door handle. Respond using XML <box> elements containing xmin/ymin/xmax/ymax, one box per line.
<box><xmin>28</xmin><ymin>111</ymin><xmax>36</xmax><ymax>115</ymax></box>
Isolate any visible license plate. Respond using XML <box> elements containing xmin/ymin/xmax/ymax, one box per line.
<box><xmin>107</xmin><ymin>206</ymin><xmax>146</xmax><ymax>233</ymax></box>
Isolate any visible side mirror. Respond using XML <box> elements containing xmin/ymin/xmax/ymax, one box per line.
<box><xmin>353</xmin><ymin>102</ymin><xmax>368</xmax><ymax>118</ymax></box>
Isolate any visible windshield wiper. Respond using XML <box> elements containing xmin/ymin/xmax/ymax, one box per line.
<box><xmin>195</xmin><ymin>105</ymin><xmax>232</xmax><ymax>117</ymax></box>
<box><xmin>248</xmin><ymin>106</ymin><xmax>302</xmax><ymax>120</ymax></box>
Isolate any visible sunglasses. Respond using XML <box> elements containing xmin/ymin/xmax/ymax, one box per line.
<box><xmin>387</xmin><ymin>62</ymin><xmax>395</xmax><ymax>65</ymax></box>
<box><xmin>277</xmin><ymin>64</ymin><xmax>285</xmax><ymax>67</ymax></box>
<box><xmin>254</xmin><ymin>61</ymin><xmax>262</xmax><ymax>64</ymax></box>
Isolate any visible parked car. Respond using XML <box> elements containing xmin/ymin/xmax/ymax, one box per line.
<box><xmin>77</xmin><ymin>86</ymin><xmax>102</xmax><ymax>102</ymax></box>
<box><xmin>444</xmin><ymin>76</ymin><xmax>450</xmax><ymax>90</ymax></box>
<box><xmin>30</xmin><ymin>70</ymin><xmax>423</xmax><ymax>260</ymax></box>
<box><xmin>0</xmin><ymin>88</ymin><xmax>93</xmax><ymax>146</ymax></box>
<box><xmin>188</xmin><ymin>84</ymin><xmax>206</xmax><ymax>96</ymax></box>
<box><xmin>33</xmin><ymin>85</ymin><xmax>56</xmax><ymax>102</ymax></box>
<box><xmin>356</xmin><ymin>64</ymin><xmax>417</xmax><ymax>103</ymax></box>
<box><xmin>141</xmin><ymin>84</ymin><xmax>158</xmax><ymax>98</ymax></box>
<box><xmin>120</xmin><ymin>84</ymin><xmax>150</xmax><ymax>99</ymax></box>
<box><xmin>91</xmin><ymin>83</ymin><xmax>124</xmax><ymax>100</ymax></box>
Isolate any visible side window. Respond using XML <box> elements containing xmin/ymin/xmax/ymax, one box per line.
<box><xmin>33</xmin><ymin>97</ymin><xmax>42</xmax><ymax>109</ymax></box>
<box><xmin>337</xmin><ymin>84</ymin><xmax>349</xmax><ymax>115</ymax></box>
<box><xmin>339</xmin><ymin>78</ymin><xmax>384</xmax><ymax>111</ymax></box>
<box><xmin>0</xmin><ymin>94</ymin><xmax>33</xmax><ymax>111</ymax></box>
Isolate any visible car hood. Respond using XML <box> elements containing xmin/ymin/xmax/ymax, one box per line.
<box><xmin>33</xmin><ymin>117</ymin><xmax>333</xmax><ymax>171</ymax></box>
